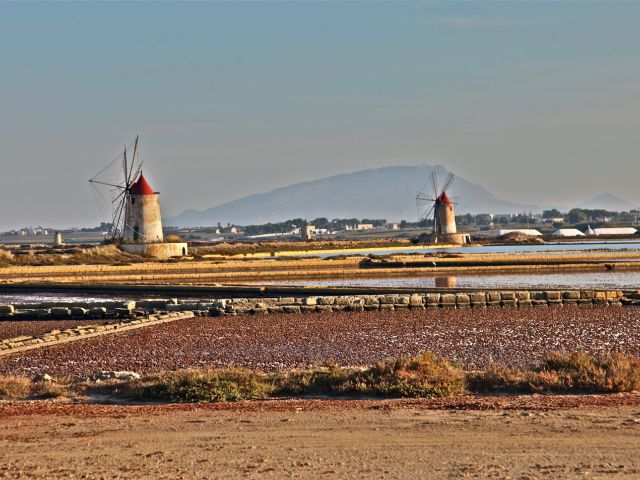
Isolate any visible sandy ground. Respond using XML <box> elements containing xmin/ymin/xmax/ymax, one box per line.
<box><xmin>2</xmin><ymin>396</ymin><xmax>640</xmax><ymax>479</ymax></box>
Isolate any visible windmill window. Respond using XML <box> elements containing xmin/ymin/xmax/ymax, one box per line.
<box><xmin>131</xmin><ymin>198</ymin><xmax>136</xmax><ymax>205</ymax></box>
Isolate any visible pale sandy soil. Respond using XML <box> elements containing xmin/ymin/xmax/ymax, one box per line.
<box><xmin>1</xmin><ymin>396</ymin><xmax>640</xmax><ymax>479</ymax></box>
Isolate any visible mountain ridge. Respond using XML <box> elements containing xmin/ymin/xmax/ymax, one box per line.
<box><xmin>166</xmin><ymin>165</ymin><xmax>540</xmax><ymax>227</ymax></box>
<box><xmin>579</xmin><ymin>192</ymin><xmax>634</xmax><ymax>211</ymax></box>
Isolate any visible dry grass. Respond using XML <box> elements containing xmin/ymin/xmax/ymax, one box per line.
<box><xmin>0</xmin><ymin>249</ymin><xmax>14</xmax><ymax>264</ymax></box>
<box><xmin>275</xmin><ymin>353</ymin><xmax>466</xmax><ymax>398</ymax></box>
<box><xmin>468</xmin><ymin>352</ymin><xmax>640</xmax><ymax>394</ymax></box>
<box><xmin>0</xmin><ymin>245</ymin><xmax>142</xmax><ymax>267</ymax></box>
<box><xmin>164</xmin><ymin>234</ymin><xmax>184</xmax><ymax>243</ymax></box>
<box><xmin>3</xmin><ymin>352</ymin><xmax>639</xmax><ymax>403</ymax></box>
<box><xmin>0</xmin><ymin>376</ymin><xmax>70</xmax><ymax>400</ymax></box>
<box><xmin>191</xmin><ymin>239</ymin><xmax>409</xmax><ymax>257</ymax></box>
<box><xmin>123</xmin><ymin>369</ymin><xmax>273</xmax><ymax>402</ymax></box>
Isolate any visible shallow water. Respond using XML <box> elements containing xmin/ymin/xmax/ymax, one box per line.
<box><xmin>250</xmin><ymin>270</ymin><xmax>640</xmax><ymax>290</ymax></box>
<box><xmin>0</xmin><ymin>293</ymin><xmax>129</xmax><ymax>304</ymax></box>
<box><xmin>318</xmin><ymin>241</ymin><xmax>640</xmax><ymax>257</ymax></box>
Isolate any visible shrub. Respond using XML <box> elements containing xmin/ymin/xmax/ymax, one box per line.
<box><xmin>340</xmin><ymin>353</ymin><xmax>466</xmax><ymax>397</ymax></box>
<box><xmin>274</xmin><ymin>354</ymin><xmax>466</xmax><ymax>398</ymax></box>
<box><xmin>468</xmin><ymin>352</ymin><xmax>640</xmax><ymax>394</ymax></box>
<box><xmin>164</xmin><ymin>234</ymin><xmax>183</xmax><ymax>243</ymax></box>
<box><xmin>126</xmin><ymin>369</ymin><xmax>274</xmax><ymax>403</ymax></box>
<box><xmin>0</xmin><ymin>376</ymin><xmax>69</xmax><ymax>400</ymax></box>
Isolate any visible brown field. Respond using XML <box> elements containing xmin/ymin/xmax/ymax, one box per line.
<box><xmin>2</xmin><ymin>306</ymin><xmax>639</xmax><ymax>377</ymax></box>
<box><xmin>0</xmin><ymin>318</ymin><xmax>119</xmax><ymax>341</ymax></box>
<box><xmin>3</xmin><ymin>306</ymin><xmax>640</xmax><ymax>478</ymax></box>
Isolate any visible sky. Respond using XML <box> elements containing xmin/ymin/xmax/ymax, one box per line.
<box><xmin>1</xmin><ymin>1</ymin><xmax>640</xmax><ymax>230</ymax></box>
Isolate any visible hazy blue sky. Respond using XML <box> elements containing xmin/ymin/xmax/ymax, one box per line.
<box><xmin>1</xmin><ymin>1</ymin><xmax>640</xmax><ymax>230</ymax></box>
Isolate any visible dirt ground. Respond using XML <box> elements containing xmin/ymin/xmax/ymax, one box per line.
<box><xmin>2</xmin><ymin>395</ymin><xmax>640</xmax><ymax>479</ymax></box>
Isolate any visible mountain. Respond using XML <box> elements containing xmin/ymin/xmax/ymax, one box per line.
<box><xmin>579</xmin><ymin>193</ymin><xmax>634</xmax><ymax>211</ymax></box>
<box><xmin>166</xmin><ymin>165</ymin><xmax>540</xmax><ymax>227</ymax></box>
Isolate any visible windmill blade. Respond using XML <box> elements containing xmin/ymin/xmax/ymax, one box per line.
<box><xmin>110</xmin><ymin>193</ymin><xmax>128</xmax><ymax>238</ymax></box>
<box><xmin>441</xmin><ymin>172</ymin><xmax>454</xmax><ymax>194</ymax></box>
<box><xmin>431</xmin><ymin>171</ymin><xmax>439</xmax><ymax>197</ymax></box>
<box><xmin>416</xmin><ymin>191</ymin><xmax>436</xmax><ymax>207</ymax></box>
<box><xmin>127</xmin><ymin>135</ymin><xmax>139</xmax><ymax>186</ymax></box>
<box><xmin>448</xmin><ymin>195</ymin><xmax>461</xmax><ymax>205</ymax></box>
<box><xmin>418</xmin><ymin>204</ymin><xmax>436</xmax><ymax>223</ymax></box>
<box><xmin>111</xmin><ymin>189</ymin><xmax>126</xmax><ymax>204</ymax></box>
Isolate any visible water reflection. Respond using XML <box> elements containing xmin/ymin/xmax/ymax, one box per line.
<box><xmin>248</xmin><ymin>270</ymin><xmax>640</xmax><ymax>290</ymax></box>
<box><xmin>435</xmin><ymin>276</ymin><xmax>457</xmax><ymax>288</ymax></box>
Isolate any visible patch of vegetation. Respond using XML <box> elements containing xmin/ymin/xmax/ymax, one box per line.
<box><xmin>0</xmin><ymin>245</ymin><xmax>144</xmax><ymax>267</ymax></box>
<box><xmin>164</xmin><ymin>234</ymin><xmax>184</xmax><ymax>243</ymax></box>
<box><xmin>274</xmin><ymin>354</ymin><xmax>466</xmax><ymax>398</ymax></box>
<box><xmin>0</xmin><ymin>376</ymin><xmax>70</xmax><ymax>400</ymax></box>
<box><xmin>468</xmin><ymin>352</ymin><xmax>640</xmax><ymax>394</ymax></box>
<box><xmin>3</xmin><ymin>352</ymin><xmax>640</xmax><ymax>403</ymax></box>
<box><xmin>123</xmin><ymin>369</ymin><xmax>274</xmax><ymax>403</ymax></box>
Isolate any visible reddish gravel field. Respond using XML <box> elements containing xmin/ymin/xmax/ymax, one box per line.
<box><xmin>1</xmin><ymin>306</ymin><xmax>639</xmax><ymax>377</ymax></box>
<box><xmin>0</xmin><ymin>318</ymin><xmax>119</xmax><ymax>341</ymax></box>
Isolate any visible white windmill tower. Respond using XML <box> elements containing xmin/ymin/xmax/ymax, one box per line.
<box><xmin>416</xmin><ymin>171</ymin><xmax>469</xmax><ymax>244</ymax></box>
<box><xmin>89</xmin><ymin>136</ymin><xmax>188</xmax><ymax>258</ymax></box>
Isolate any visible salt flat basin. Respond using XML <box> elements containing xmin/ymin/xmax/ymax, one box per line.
<box><xmin>316</xmin><ymin>241</ymin><xmax>640</xmax><ymax>258</ymax></box>
<box><xmin>0</xmin><ymin>293</ymin><xmax>130</xmax><ymax>304</ymax></box>
<box><xmin>242</xmin><ymin>270</ymin><xmax>640</xmax><ymax>290</ymax></box>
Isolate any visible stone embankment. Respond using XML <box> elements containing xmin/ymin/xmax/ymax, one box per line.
<box><xmin>1</xmin><ymin>289</ymin><xmax>638</xmax><ymax>357</ymax></box>
<box><xmin>1</xmin><ymin>289</ymin><xmax>638</xmax><ymax>320</ymax></box>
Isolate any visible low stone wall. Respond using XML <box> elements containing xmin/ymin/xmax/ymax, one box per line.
<box><xmin>203</xmin><ymin>290</ymin><xmax>634</xmax><ymax>315</ymax></box>
<box><xmin>1</xmin><ymin>289</ymin><xmax>637</xmax><ymax>321</ymax></box>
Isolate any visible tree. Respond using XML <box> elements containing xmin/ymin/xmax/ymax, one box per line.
<box><xmin>543</xmin><ymin>209</ymin><xmax>563</xmax><ymax>219</ymax></box>
<box><xmin>567</xmin><ymin>208</ymin><xmax>588</xmax><ymax>224</ymax></box>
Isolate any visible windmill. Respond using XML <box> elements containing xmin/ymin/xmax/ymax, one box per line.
<box><xmin>416</xmin><ymin>171</ymin><xmax>458</xmax><ymax>242</ymax></box>
<box><xmin>89</xmin><ymin>136</ymin><xmax>143</xmax><ymax>242</ymax></box>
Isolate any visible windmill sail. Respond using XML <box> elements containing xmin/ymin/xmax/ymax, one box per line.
<box><xmin>416</xmin><ymin>170</ymin><xmax>457</xmax><ymax>237</ymax></box>
<box><xmin>89</xmin><ymin>136</ymin><xmax>143</xmax><ymax>241</ymax></box>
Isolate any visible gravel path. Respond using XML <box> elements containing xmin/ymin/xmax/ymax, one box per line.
<box><xmin>1</xmin><ymin>306</ymin><xmax>639</xmax><ymax>376</ymax></box>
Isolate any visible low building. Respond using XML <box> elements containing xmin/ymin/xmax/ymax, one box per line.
<box><xmin>357</xmin><ymin>223</ymin><xmax>374</xmax><ymax>230</ymax></box>
<box><xmin>300</xmin><ymin>224</ymin><xmax>316</xmax><ymax>240</ymax></box>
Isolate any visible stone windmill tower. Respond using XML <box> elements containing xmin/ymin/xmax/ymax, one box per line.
<box><xmin>416</xmin><ymin>171</ymin><xmax>470</xmax><ymax>245</ymax></box>
<box><xmin>90</xmin><ymin>136</ymin><xmax>188</xmax><ymax>258</ymax></box>
<box><xmin>123</xmin><ymin>173</ymin><xmax>163</xmax><ymax>243</ymax></box>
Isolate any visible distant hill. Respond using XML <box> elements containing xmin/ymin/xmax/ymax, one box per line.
<box><xmin>579</xmin><ymin>193</ymin><xmax>634</xmax><ymax>211</ymax></box>
<box><xmin>165</xmin><ymin>165</ymin><xmax>540</xmax><ymax>227</ymax></box>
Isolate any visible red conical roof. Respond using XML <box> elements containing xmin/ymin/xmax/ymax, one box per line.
<box><xmin>129</xmin><ymin>173</ymin><xmax>156</xmax><ymax>195</ymax></box>
<box><xmin>437</xmin><ymin>191</ymin><xmax>452</xmax><ymax>205</ymax></box>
